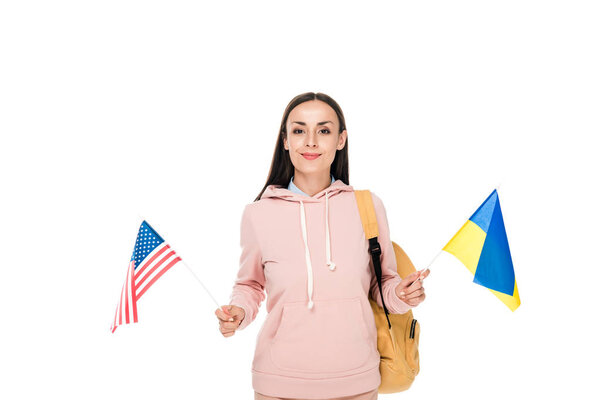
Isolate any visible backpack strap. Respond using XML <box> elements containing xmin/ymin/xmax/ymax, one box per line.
<box><xmin>354</xmin><ymin>189</ymin><xmax>392</xmax><ymax>330</ymax></box>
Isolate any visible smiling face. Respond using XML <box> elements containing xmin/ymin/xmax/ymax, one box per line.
<box><xmin>283</xmin><ymin>100</ymin><xmax>347</xmax><ymax>178</ymax></box>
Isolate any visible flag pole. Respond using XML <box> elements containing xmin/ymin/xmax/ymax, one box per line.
<box><xmin>420</xmin><ymin>182</ymin><xmax>503</xmax><ymax>278</ymax></box>
<box><xmin>136</xmin><ymin>215</ymin><xmax>230</xmax><ymax>315</ymax></box>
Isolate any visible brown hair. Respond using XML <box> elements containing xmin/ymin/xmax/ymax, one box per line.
<box><xmin>254</xmin><ymin>92</ymin><xmax>350</xmax><ymax>202</ymax></box>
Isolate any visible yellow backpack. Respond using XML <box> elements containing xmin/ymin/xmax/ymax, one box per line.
<box><xmin>354</xmin><ymin>190</ymin><xmax>421</xmax><ymax>393</ymax></box>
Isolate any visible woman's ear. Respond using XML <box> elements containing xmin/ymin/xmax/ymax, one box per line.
<box><xmin>337</xmin><ymin>129</ymin><xmax>347</xmax><ymax>150</ymax></box>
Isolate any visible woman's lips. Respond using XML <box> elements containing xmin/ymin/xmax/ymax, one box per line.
<box><xmin>302</xmin><ymin>153</ymin><xmax>321</xmax><ymax>160</ymax></box>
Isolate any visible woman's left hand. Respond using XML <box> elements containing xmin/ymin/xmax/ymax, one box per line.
<box><xmin>395</xmin><ymin>268</ymin><xmax>430</xmax><ymax>307</ymax></box>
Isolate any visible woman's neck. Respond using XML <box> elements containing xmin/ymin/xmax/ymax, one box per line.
<box><xmin>291</xmin><ymin>172</ymin><xmax>334</xmax><ymax>197</ymax></box>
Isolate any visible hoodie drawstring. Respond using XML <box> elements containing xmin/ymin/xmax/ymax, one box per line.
<box><xmin>299</xmin><ymin>190</ymin><xmax>336</xmax><ymax>310</ymax></box>
<box><xmin>325</xmin><ymin>191</ymin><xmax>336</xmax><ymax>272</ymax></box>
<box><xmin>299</xmin><ymin>200</ymin><xmax>314</xmax><ymax>309</ymax></box>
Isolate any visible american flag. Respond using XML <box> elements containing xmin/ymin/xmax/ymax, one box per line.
<box><xmin>110</xmin><ymin>220</ymin><xmax>182</xmax><ymax>333</ymax></box>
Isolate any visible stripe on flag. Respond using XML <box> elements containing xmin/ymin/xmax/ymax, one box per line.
<box><xmin>111</xmin><ymin>220</ymin><xmax>182</xmax><ymax>333</ymax></box>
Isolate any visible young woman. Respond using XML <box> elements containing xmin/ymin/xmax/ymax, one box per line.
<box><xmin>215</xmin><ymin>92</ymin><xmax>429</xmax><ymax>400</ymax></box>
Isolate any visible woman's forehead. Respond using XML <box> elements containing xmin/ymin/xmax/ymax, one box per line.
<box><xmin>288</xmin><ymin>101</ymin><xmax>337</xmax><ymax>125</ymax></box>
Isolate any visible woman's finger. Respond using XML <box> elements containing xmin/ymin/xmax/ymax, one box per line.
<box><xmin>398</xmin><ymin>271</ymin><xmax>422</xmax><ymax>291</ymax></box>
<box><xmin>404</xmin><ymin>287</ymin><xmax>425</xmax><ymax>300</ymax></box>
<box><xmin>220</xmin><ymin>326</ymin><xmax>236</xmax><ymax>337</ymax></box>
<box><xmin>219</xmin><ymin>323</ymin><xmax>238</xmax><ymax>334</ymax></box>
<box><xmin>406</xmin><ymin>291</ymin><xmax>426</xmax><ymax>306</ymax></box>
<box><xmin>416</xmin><ymin>292</ymin><xmax>427</xmax><ymax>305</ymax></box>
<box><xmin>408</xmin><ymin>278</ymin><xmax>423</xmax><ymax>290</ymax></box>
<box><xmin>220</xmin><ymin>319</ymin><xmax>241</xmax><ymax>330</ymax></box>
<box><xmin>399</xmin><ymin>279</ymin><xmax>422</xmax><ymax>299</ymax></box>
<box><xmin>215</xmin><ymin>306</ymin><xmax>235</xmax><ymax>322</ymax></box>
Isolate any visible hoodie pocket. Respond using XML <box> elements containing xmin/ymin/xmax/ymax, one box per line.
<box><xmin>270</xmin><ymin>296</ymin><xmax>372</xmax><ymax>374</ymax></box>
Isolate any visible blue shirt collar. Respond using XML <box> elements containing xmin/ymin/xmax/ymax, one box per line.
<box><xmin>288</xmin><ymin>174</ymin><xmax>335</xmax><ymax>197</ymax></box>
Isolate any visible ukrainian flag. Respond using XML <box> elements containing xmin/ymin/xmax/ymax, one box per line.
<box><xmin>442</xmin><ymin>189</ymin><xmax>520</xmax><ymax>311</ymax></box>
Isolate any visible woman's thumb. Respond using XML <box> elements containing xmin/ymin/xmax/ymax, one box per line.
<box><xmin>401</xmin><ymin>272</ymin><xmax>418</xmax><ymax>285</ymax></box>
<box><xmin>222</xmin><ymin>305</ymin><xmax>234</xmax><ymax>321</ymax></box>
<box><xmin>222</xmin><ymin>305</ymin><xmax>233</xmax><ymax>315</ymax></box>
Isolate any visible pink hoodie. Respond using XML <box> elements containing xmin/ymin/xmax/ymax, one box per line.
<box><xmin>228</xmin><ymin>178</ymin><xmax>414</xmax><ymax>399</ymax></box>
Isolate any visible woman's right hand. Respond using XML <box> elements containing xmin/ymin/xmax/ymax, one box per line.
<box><xmin>215</xmin><ymin>305</ymin><xmax>245</xmax><ymax>337</ymax></box>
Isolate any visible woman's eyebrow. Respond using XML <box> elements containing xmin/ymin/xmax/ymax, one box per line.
<box><xmin>291</xmin><ymin>121</ymin><xmax>333</xmax><ymax>125</ymax></box>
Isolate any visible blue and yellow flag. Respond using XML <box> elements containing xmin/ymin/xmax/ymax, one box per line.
<box><xmin>442</xmin><ymin>189</ymin><xmax>520</xmax><ymax>311</ymax></box>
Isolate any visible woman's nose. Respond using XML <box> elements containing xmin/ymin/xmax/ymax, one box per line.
<box><xmin>304</xmin><ymin>131</ymin><xmax>318</xmax><ymax>146</ymax></box>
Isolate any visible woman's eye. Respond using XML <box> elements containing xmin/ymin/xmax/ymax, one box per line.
<box><xmin>291</xmin><ymin>128</ymin><xmax>330</xmax><ymax>134</ymax></box>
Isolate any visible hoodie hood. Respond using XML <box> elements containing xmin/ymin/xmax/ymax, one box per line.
<box><xmin>260</xmin><ymin>178</ymin><xmax>354</xmax><ymax>202</ymax></box>
<box><xmin>260</xmin><ymin>179</ymin><xmax>354</xmax><ymax>309</ymax></box>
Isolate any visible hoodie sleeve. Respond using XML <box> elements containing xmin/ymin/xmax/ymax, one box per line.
<box><xmin>368</xmin><ymin>192</ymin><xmax>414</xmax><ymax>315</ymax></box>
<box><xmin>228</xmin><ymin>204</ymin><xmax>266</xmax><ymax>331</ymax></box>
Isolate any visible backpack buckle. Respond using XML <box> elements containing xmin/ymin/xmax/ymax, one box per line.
<box><xmin>368</xmin><ymin>237</ymin><xmax>381</xmax><ymax>257</ymax></box>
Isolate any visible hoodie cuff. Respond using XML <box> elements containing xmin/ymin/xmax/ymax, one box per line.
<box><xmin>385</xmin><ymin>277</ymin><xmax>415</xmax><ymax>314</ymax></box>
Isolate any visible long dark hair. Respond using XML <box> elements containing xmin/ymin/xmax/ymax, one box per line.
<box><xmin>253</xmin><ymin>92</ymin><xmax>350</xmax><ymax>202</ymax></box>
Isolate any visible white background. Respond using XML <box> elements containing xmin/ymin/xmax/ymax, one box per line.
<box><xmin>1</xmin><ymin>1</ymin><xmax>598</xmax><ymax>399</ymax></box>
